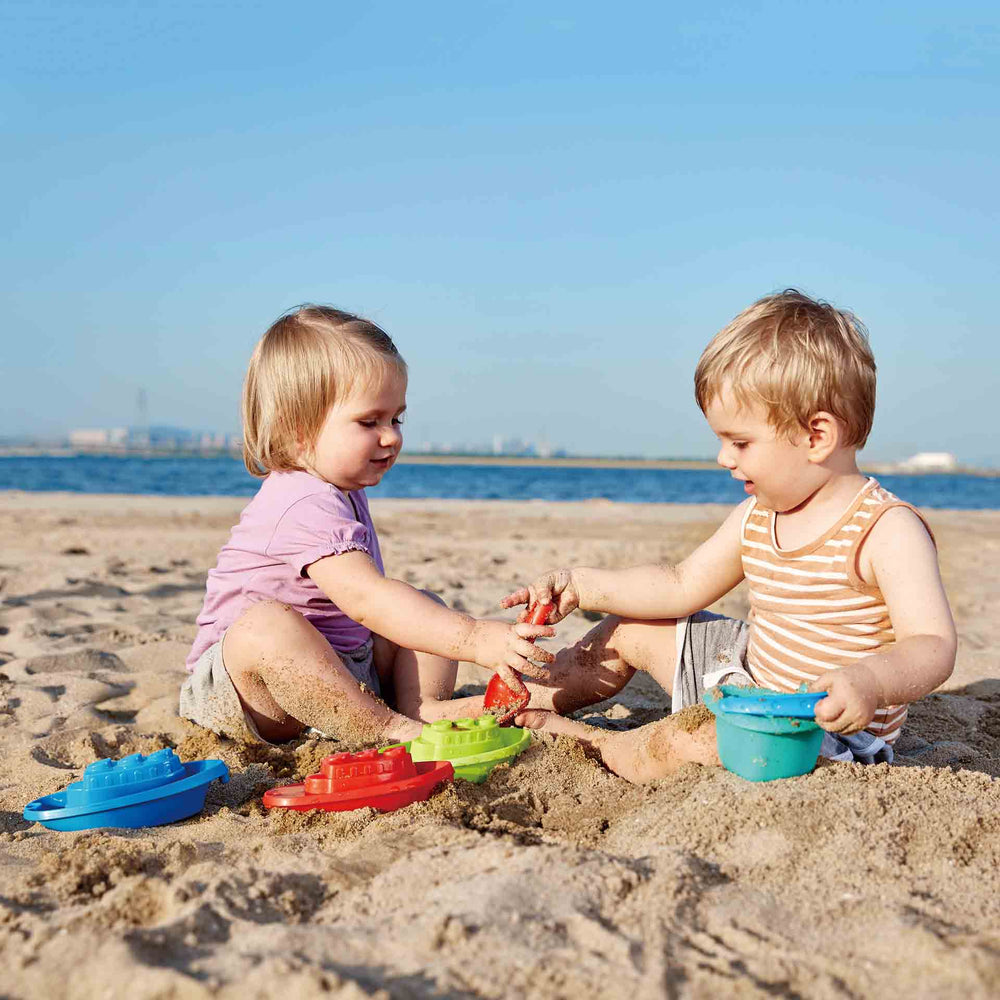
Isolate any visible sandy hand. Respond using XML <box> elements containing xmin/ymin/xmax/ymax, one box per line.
<box><xmin>810</xmin><ymin>664</ymin><xmax>881</xmax><ymax>734</ymax></box>
<box><xmin>483</xmin><ymin>603</ymin><xmax>556</xmax><ymax>725</ymax></box>
<box><xmin>500</xmin><ymin>569</ymin><xmax>579</xmax><ymax>623</ymax></box>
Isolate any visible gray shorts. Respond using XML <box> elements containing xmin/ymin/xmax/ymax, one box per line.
<box><xmin>179</xmin><ymin>634</ymin><xmax>380</xmax><ymax>745</ymax></box>
<box><xmin>670</xmin><ymin>611</ymin><xmax>753</xmax><ymax>713</ymax></box>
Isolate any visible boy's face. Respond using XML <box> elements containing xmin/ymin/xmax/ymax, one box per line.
<box><xmin>704</xmin><ymin>389</ymin><xmax>823</xmax><ymax>513</ymax></box>
<box><xmin>302</xmin><ymin>367</ymin><xmax>407</xmax><ymax>492</ymax></box>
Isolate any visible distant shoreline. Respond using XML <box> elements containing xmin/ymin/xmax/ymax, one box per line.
<box><xmin>398</xmin><ymin>455</ymin><xmax>998</xmax><ymax>476</ymax></box>
<box><xmin>0</xmin><ymin>448</ymin><xmax>996</xmax><ymax>477</ymax></box>
<box><xmin>395</xmin><ymin>454</ymin><xmax>720</xmax><ymax>471</ymax></box>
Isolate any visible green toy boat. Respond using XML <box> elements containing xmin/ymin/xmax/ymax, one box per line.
<box><xmin>386</xmin><ymin>715</ymin><xmax>531</xmax><ymax>783</ymax></box>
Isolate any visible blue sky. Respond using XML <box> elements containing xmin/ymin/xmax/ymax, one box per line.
<box><xmin>3</xmin><ymin>1</ymin><xmax>999</xmax><ymax>464</ymax></box>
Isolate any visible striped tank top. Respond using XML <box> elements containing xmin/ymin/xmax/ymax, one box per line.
<box><xmin>741</xmin><ymin>478</ymin><xmax>931</xmax><ymax>744</ymax></box>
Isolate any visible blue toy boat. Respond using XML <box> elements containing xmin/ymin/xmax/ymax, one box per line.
<box><xmin>23</xmin><ymin>748</ymin><xmax>229</xmax><ymax>831</ymax></box>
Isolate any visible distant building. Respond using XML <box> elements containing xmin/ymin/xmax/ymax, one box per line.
<box><xmin>69</xmin><ymin>428</ymin><xmax>127</xmax><ymax>448</ymax></box>
<box><xmin>898</xmin><ymin>452</ymin><xmax>958</xmax><ymax>472</ymax></box>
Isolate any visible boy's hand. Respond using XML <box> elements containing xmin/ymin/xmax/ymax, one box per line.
<box><xmin>500</xmin><ymin>569</ymin><xmax>580</xmax><ymax>623</ymax></box>
<box><xmin>471</xmin><ymin>619</ymin><xmax>555</xmax><ymax>688</ymax></box>
<box><xmin>809</xmin><ymin>664</ymin><xmax>882</xmax><ymax>735</ymax></box>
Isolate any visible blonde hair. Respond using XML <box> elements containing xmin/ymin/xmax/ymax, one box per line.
<box><xmin>694</xmin><ymin>289</ymin><xmax>876</xmax><ymax>447</ymax></box>
<box><xmin>242</xmin><ymin>305</ymin><xmax>406</xmax><ymax>477</ymax></box>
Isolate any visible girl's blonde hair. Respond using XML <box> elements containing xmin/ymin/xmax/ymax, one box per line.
<box><xmin>242</xmin><ymin>305</ymin><xmax>406</xmax><ymax>477</ymax></box>
<box><xmin>694</xmin><ymin>290</ymin><xmax>876</xmax><ymax>447</ymax></box>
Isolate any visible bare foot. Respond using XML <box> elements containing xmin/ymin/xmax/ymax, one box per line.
<box><xmin>514</xmin><ymin>709</ymin><xmax>601</xmax><ymax>740</ymax></box>
<box><xmin>517</xmin><ymin>709</ymin><xmax>719</xmax><ymax>783</ymax></box>
<box><xmin>596</xmin><ymin>716</ymin><xmax>719</xmax><ymax>782</ymax></box>
<box><xmin>416</xmin><ymin>693</ymin><xmax>487</xmax><ymax>723</ymax></box>
<box><xmin>387</xmin><ymin>719</ymin><xmax>426</xmax><ymax>743</ymax></box>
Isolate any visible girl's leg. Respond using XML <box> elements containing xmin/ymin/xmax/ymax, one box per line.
<box><xmin>372</xmin><ymin>634</ymin><xmax>468</xmax><ymax>722</ymax></box>
<box><xmin>223</xmin><ymin>600</ymin><xmax>424</xmax><ymax>744</ymax></box>
<box><xmin>371</xmin><ymin>590</ymin><xmax>471</xmax><ymax>722</ymax></box>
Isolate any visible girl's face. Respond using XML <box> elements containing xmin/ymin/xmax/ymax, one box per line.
<box><xmin>704</xmin><ymin>389</ymin><xmax>826</xmax><ymax>513</ymax></box>
<box><xmin>302</xmin><ymin>367</ymin><xmax>407</xmax><ymax>492</ymax></box>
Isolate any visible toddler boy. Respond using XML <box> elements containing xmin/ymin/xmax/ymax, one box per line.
<box><xmin>503</xmin><ymin>290</ymin><xmax>956</xmax><ymax>782</ymax></box>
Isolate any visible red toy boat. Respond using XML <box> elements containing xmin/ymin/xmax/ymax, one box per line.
<box><xmin>263</xmin><ymin>746</ymin><xmax>453</xmax><ymax>813</ymax></box>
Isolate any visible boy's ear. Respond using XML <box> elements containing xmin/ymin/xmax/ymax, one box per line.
<box><xmin>805</xmin><ymin>411</ymin><xmax>840</xmax><ymax>463</ymax></box>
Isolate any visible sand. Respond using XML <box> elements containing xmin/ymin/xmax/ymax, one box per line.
<box><xmin>1</xmin><ymin>491</ymin><xmax>998</xmax><ymax>999</ymax></box>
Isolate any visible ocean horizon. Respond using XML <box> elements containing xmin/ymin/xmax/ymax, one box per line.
<box><xmin>1</xmin><ymin>454</ymin><xmax>999</xmax><ymax>510</ymax></box>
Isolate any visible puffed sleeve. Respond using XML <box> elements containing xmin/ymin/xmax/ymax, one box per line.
<box><xmin>265</xmin><ymin>490</ymin><xmax>374</xmax><ymax>576</ymax></box>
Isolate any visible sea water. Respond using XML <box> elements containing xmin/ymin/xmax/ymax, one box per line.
<box><xmin>0</xmin><ymin>455</ymin><xmax>998</xmax><ymax>509</ymax></box>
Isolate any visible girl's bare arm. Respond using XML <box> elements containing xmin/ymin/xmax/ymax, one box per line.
<box><xmin>307</xmin><ymin>551</ymin><xmax>553</xmax><ymax>680</ymax></box>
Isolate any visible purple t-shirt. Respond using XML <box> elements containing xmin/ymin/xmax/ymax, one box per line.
<box><xmin>186</xmin><ymin>470</ymin><xmax>384</xmax><ymax>670</ymax></box>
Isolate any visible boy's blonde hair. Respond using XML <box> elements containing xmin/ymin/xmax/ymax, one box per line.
<box><xmin>242</xmin><ymin>305</ymin><xmax>406</xmax><ymax>477</ymax></box>
<box><xmin>694</xmin><ymin>289</ymin><xmax>876</xmax><ymax>447</ymax></box>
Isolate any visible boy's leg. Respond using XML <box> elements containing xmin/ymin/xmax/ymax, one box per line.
<box><xmin>375</xmin><ymin>610</ymin><xmax>685</xmax><ymax>722</ymax></box>
<box><xmin>516</xmin><ymin>710</ymin><xmax>719</xmax><ymax>782</ymax></box>
<box><xmin>519</xmin><ymin>614</ymin><xmax>683</xmax><ymax>713</ymax></box>
<box><xmin>223</xmin><ymin>601</ymin><xmax>423</xmax><ymax>744</ymax></box>
<box><xmin>512</xmin><ymin>613</ymin><xmax>723</xmax><ymax>782</ymax></box>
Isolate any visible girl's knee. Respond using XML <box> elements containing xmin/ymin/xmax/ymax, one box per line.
<box><xmin>233</xmin><ymin>600</ymin><xmax>307</xmax><ymax>634</ymax></box>
<box><xmin>225</xmin><ymin>601</ymin><xmax>315</xmax><ymax>670</ymax></box>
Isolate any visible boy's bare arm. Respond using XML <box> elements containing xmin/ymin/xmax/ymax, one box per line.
<box><xmin>307</xmin><ymin>551</ymin><xmax>553</xmax><ymax>679</ymax></box>
<box><xmin>812</xmin><ymin>507</ymin><xmax>957</xmax><ymax>733</ymax></box>
<box><xmin>502</xmin><ymin>501</ymin><xmax>748</xmax><ymax>621</ymax></box>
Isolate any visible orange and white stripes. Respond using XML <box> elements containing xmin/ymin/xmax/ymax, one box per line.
<box><xmin>742</xmin><ymin>480</ymin><xmax>928</xmax><ymax>744</ymax></box>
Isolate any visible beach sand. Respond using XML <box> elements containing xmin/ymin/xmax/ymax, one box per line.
<box><xmin>1</xmin><ymin>492</ymin><xmax>998</xmax><ymax>999</ymax></box>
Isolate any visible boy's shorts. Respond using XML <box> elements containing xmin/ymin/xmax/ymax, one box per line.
<box><xmin>179</xmin><ymin>634</ymin><xmax>380</xmax><ymax>745</ymax></box>
<box><xmin>670</xmin><ymin>611</ymin><xmax>753</xmax><ymax>713</ymax></box>
<box><xmin>672</xmin><ymin>611</ymin><xmax>894</xmax><ymax>764</ymax></box>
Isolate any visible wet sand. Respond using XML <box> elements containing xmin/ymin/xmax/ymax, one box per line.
<box><xmin>1</xmin><ymin>492</ymin><xmax>998</xmax><ymax>999</ymax></box>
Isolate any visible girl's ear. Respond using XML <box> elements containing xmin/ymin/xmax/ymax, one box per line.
<box><xmin>293</xmin><ymin>428</ymin><xmax>312</xmax><ymax>465</ymax></box>
<box><xmin>806</xmin><ymin>411</ymin><xmax>840</xmax><ymax>463</ymax></box>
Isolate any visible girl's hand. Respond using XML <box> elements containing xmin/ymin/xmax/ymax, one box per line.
<box><xmin>810</xmin><ymin>664</ymin><xmax>882</xmax><ymax>734</ymax></box>
<box><xmin>472</xmin><ymin>619</ymin><xmax>555</xmax><ymax>687</ymax></box>
<box><xmin>500</xmin><ymin>569</ymin><xmax>580</xmax><ymax>624</ymax></box>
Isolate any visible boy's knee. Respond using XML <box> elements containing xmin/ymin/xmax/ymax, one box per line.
<box><xmin>604</xmin><ymin>615</ymin><xmax>680</xmax><ymax>679</ymax></box>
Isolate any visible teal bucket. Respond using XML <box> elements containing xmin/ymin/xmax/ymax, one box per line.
<box><xmin>705</xmin><ymin>686</ymin><xmax>823</xmax><ymax>782</ymax></box>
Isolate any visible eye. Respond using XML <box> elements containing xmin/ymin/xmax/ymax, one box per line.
<box><xmin>732</xmin><ymin>441</ymin><xmax>749</xmax><ymax>450</ymax></box>
<box><xmin>392</xmin><ymin>415</ymin><xmax>405</xmax><ymax>426</ymax></box>
<box><xmin>359</xmin><ymin>419</ymin><xmax>377</xmax><ymax>428</ymax></box>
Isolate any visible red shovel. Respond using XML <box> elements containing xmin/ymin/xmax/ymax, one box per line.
<box><xmin>483</xmin><ymin>601</ymin><xmax>555</xmax><ymax>726</ymax></box>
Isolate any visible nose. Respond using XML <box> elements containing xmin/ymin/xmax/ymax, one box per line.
<box><xmin>381</xmin><ymin>424</ymin><xmax>402</xmax><ymax>449</ymax></box>
<box><xmin>716</xmin><ymin>443</ymin><xmax>736</xmax><ymax>470</ymax></box>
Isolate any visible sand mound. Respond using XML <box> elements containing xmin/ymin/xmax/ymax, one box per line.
<box><xmin>1</xmin><ymin>494</ymin><xmax>999</xmax><ymax>998</ymax></box>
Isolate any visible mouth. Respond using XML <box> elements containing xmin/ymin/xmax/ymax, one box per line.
<box><xmin>370</xmin><ymin>456</ymin><xmax>394</xmax><ymax>469</ymax></box>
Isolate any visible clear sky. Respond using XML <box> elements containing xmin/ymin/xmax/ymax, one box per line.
<box><xmin>3</xmin><ymin>1</ymin><xmax>999</xmax><ymax>465</ymax></box>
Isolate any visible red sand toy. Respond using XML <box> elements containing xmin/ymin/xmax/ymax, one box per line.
<box><xmin>263</xmin><ymin>746</ymin><xmax>453</xmax><ymax>813</ymax></box>
<box><xmin>482</xmin><ymin>601</ymin><xmax>555</xmax><ymax>726</ymax></box>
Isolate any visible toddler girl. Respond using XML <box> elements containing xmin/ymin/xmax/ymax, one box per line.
<box><xmin>180</xmin><ymin>305</ymin><xmax>552</xmax><ymax>745</ymax></box>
